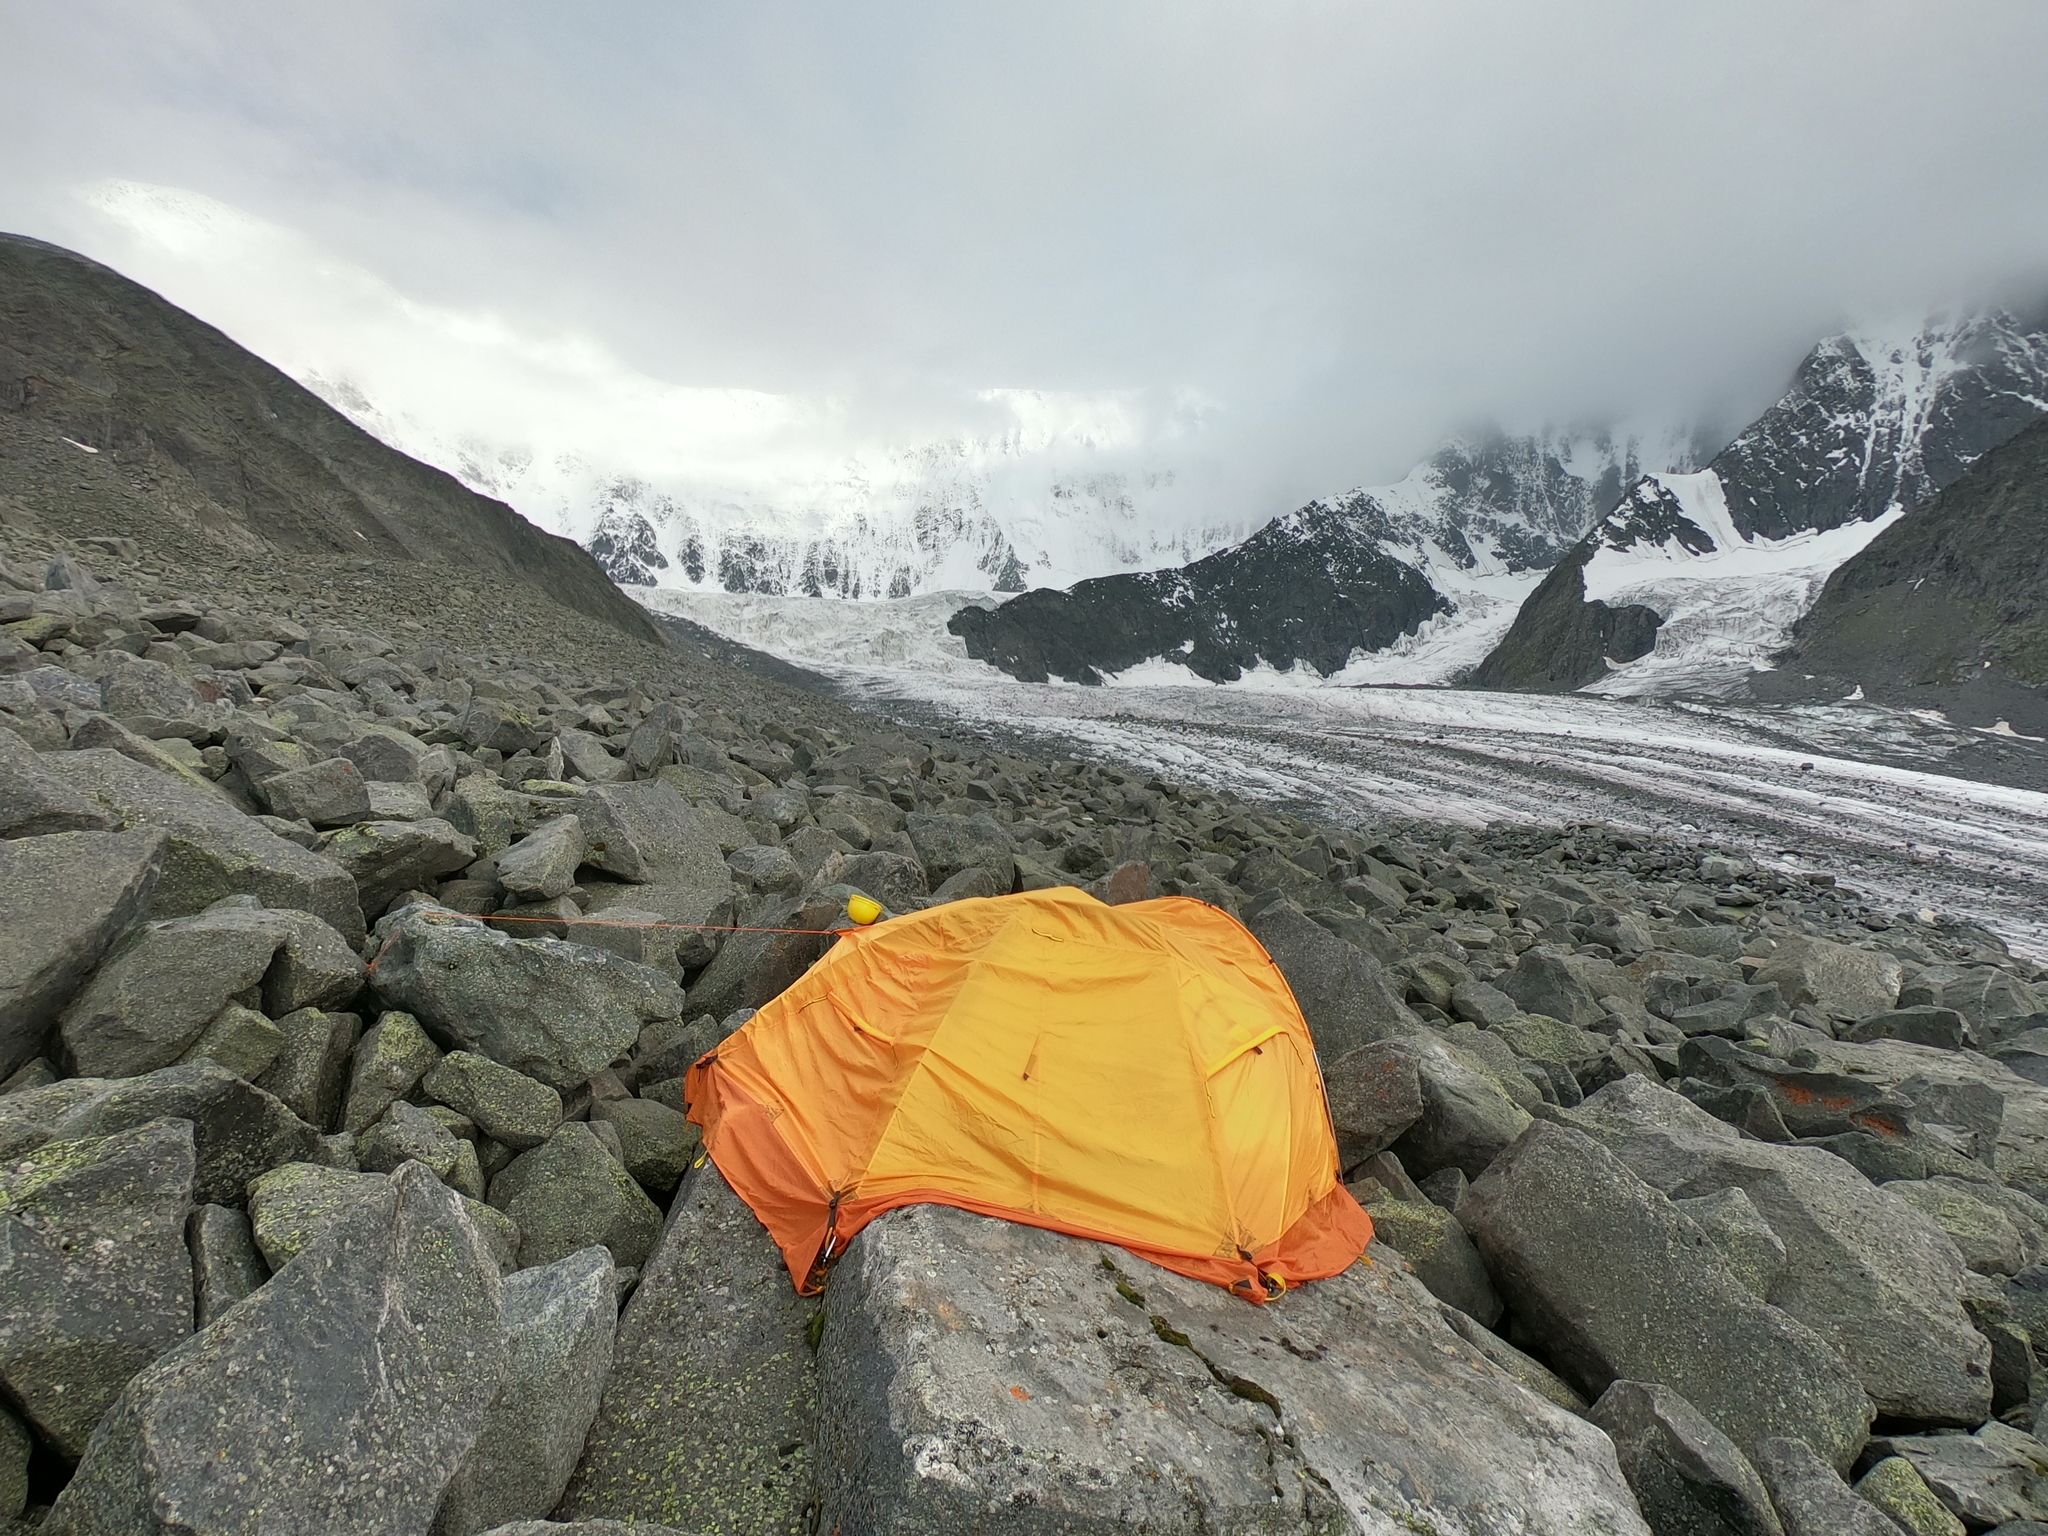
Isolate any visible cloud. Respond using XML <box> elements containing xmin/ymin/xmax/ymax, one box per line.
<box><xmin>4</xmin><ymin>0</ymin><xmax>2047</xmax><ymax>519</ymax></box>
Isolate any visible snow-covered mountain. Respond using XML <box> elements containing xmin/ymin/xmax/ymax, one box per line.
<box><xmin>1473</xmin><ymin>310</ymin><xmax>2048</xmax><ymax>694</ymax></box>
<box><xmin>71</xmin><ymin>179</ymin><xmax>1255</xmax><ymax>600</ymax></box>
<box><xmin>312</xmin><ymin>368</ymin><xmax>1249</xmax><ymax>599</ymax></box>
<box><xmin>949</xmin><ymin>424</ymin><xmax>1698</xmax><ymax>684</ymax></box>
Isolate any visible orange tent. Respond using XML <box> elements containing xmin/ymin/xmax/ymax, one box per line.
<box><xmin>686</xmin><ymin>886</ymin><xmax>1373</xmax><ymax>1302</ymax></box>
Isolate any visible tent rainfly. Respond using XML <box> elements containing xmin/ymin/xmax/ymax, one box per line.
<box><xmin>688</xmin><ymin>886</ymin><xmax>1373</xmax><ymax>1301</ymax></box>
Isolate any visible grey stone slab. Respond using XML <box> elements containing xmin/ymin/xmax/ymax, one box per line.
<box><xmin>432</xmin><ymin>1246</ymin><xmax>616</xmax><ymax>1536</ymax></box>
<box><xmin>1567</xmin><ymin>1075</ymin><xmax>1992</xmax><ymax>1426</ymax></box>
<box><xmin>558</xmin><ymin>1163</ymin><xmax>817</xmax><ymax>1534</ymax></box>
<box><xmin>45</xmin><ymin>748</ymin><xmax>364</xmax><ymax>942</ymax></box>
<box><xmin>0</xmin><ymin>1118</ymin><xmax>195</xmax><ymax>1459</ymax></box>
<box><xmin>45</xmin><ymin>1163</ymin><xmax>505</xmax><ymax>1536</ymax></box>
<box><xmin>816</xmin><ymin>1201</ymin><xmax>1649</xmax><ymax>1535</ymax></box>
<box><xmin>0</xmin><ymin>828</ymin><xmax>163</xmax><ymax>1079</ymax></box>
<box><xmin>1462</xmin><ymin>1120</ymin><xmax>1873</xmax><ymax>1470</ymax></box>
<box><xmin>372</xmin><ymin>907</ymin><xmax>679</xmax><ymax>1091</ymax></box>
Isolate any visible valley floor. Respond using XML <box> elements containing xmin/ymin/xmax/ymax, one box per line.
<box><xmin>639</xmin><ymin>587</ymin><xmax>2048</xmax><ymax>958</ymax></box>
<box><xmin>864</xmin><ymin>674</ymin><xmax>2048</xmax><ymax>957</ymax></box>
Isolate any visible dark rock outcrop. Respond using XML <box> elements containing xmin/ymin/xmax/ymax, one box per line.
<box><xmin>949</xmin><ymin>502</ymin><xmax>1449</xmax><ymax>684</ymax></box>
<box><xmin>1776</xmin><ymin>414</ymin><xmax>2048</xmax><ymax>731</ymax></box>
<box><xmin>1466</xmin><ymin>543</ymin><xmax>1662</xmax><ymax>691</ymax></box>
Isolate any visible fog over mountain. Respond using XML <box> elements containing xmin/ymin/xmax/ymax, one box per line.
<box><xmin>5</xmin><ymin>2</ymin><xmax>2048</xmax><ymax>554</ymax></box>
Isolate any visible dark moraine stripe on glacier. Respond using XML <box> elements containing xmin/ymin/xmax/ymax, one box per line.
<box><xmin>947</xmin><ymin>503</ymin><xmax>1449</xmax><ymax>684</ymax></box>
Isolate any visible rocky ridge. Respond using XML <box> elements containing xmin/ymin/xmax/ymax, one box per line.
<box><xmin>7</xmin><ymin>513</ymin><xmax>2048</xmax><ymax>1532</ymax></box>
<box><xmin>1769</xmin><ymin>413</ymin><xmax>2048</xmax><ymax>734</ymax></box>
<box><xmin>1474</xmin><ymin>310</ymin><xmax>2048</xmax><ymax>693</ymax></box>
<box><xmin>0</xmin><ymin>232</ymin><xmax>663</xmax><ymax>650</ymax></box>
<box><xmin>948</xmin><ymin>425</ymin><xmax>1683</xmax><ymax>685</ymax></box>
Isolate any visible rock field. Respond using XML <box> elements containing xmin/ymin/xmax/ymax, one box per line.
<box><xmin>6</xmin><ymin>525</ymin><xmax>2048</xmax><ymax>1535</ymax></box>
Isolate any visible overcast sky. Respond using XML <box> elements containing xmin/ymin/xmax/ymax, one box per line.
<box><xmin>5</xmin><ymin>1</ymin><xmax>2048</xmax><ymax>517</ymax></box>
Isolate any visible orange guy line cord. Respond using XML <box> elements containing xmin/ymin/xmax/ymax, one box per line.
<box><xmin>451</xmin><ymin>913</ymin><xmax>845</xmax><ymax>935</ymax></box>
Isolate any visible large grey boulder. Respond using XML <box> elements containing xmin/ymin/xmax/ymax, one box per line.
<box><xmin>1752</xmin><ymin>1437</ymin><xmax>1915</xmax><ymax>1536</ymax></box>
<box><xmin>905</xmin><ymin>810</ymin><xmax>1016</xmax><ymax>888</ymax></box>
<box><xmin>38</xmin><ymin>1062</ymin><xmax>320</xmax><ymax>1206</ymax></box>
<box><xmin>590</xmin><ymin>1096</ymin><xmax>699</xmax><ymax>1198</ymax></box>
<box><xmin>1684</xmin><ymin>1031</ymin><xmax>2014</xmax><ymax>1171</ymax></box>
<box><xmin>45</xmin><ymin>748</ymin><xmax>365</xmax><ymax>942</ymax></box>
<box><xmin>68</xmin><ymin>713</ymin><xmax>220</xmax><ymax>797</ymax></box>
<box><xmin>252</xmin><ymin>1007</ymin><xmax>361</xmax><ymax>1131</ymax></box>
<box><xmin>1568</xmin><ymin>1075</ymin><xmax>1992</xmax><ymax>1426</ymax></box>
<box><xmin>1810</xmin><ymin>1033</ymin><xmax>2048</xmax><ymax>1191</ymax></box>
<box><xmin>559</xmin><ymin>1163</ymin><xmax>819</xmax><ymax>1533</ymax></box>
<box><xmin>1361</xmin><ymin>1197</ymin><xmax>1500</xmax><ymax>1326</ymax></box>
<box><xmin>621</xmin><ymin>700</ymin><xmax>687</xmax><ymax>774</ymax></box>
<box><xmin>580</xmin><ymin>880</ymin><xmax>734</xmax><ymax>971</ymax></box>
<box><xmin>179</xmin><ymin>1001</ymin><xmax>285</xmax><ymax>1081</ymax></box>
<box><xmin>367</xmin><ymin>779</ymin><xmax>438</xmax><ymax>821</ymax></box>
<box><xmin>433</xmin><ymin>1246</ymin><xmax>616</xmax><ymax>1536</ymax></box>
<box><xmin>1384</xmin><ymin>1034</ymin><xmax>1535</xmax><ymax>1179</ymax></box>
<box><xmin>339</xmin><ymin>727</ymin><xmax>438</xmax><ymax>785</ymax></box>
<box><xmin>0</xmin><ymin>828</ymin><xmax>163</xmax><ymax>1079</ymax></box>
<box><xmin>18</xmin><ymin>662</ymin><xmax>100</xmax><ymax>711</ymax></box>
<box><xmin>1846</xmin><ymin>1007</ymin><xmax>1970</xmax><ymax>1050</ymax></box>
<box><xmin>494</xmin><ymin>815</ymin><xmax>586</xmax><ymax>901</ymax></box>
<box><xmin>577</xmin><ymin>780</ymin><xmax>730</xmax><ymax>886</ymax></box>
<box><xmin>359</xmin><ymin>1100</ymin><xmax>464</xmax><ymax>1179</ymax></box>
<box><xmin>97</xmin><ymin>656</ymin><xmax>202</xmax><ymax>727</ymax></box>
<box><xmin>59</xmin><ymin>902</ymin><xmax>362</xmax><ymax>1078</ymax></box>
<box><xmin>318</xmin><ymin>817</ymin><xmax>479</xmax><ymax>919</ymax></box>
<box><xmin>817</xmin><ymin>1201</ymin><xmax>1649</xmax><ymax>1535</ymax></box>
<box><xmin>1877</xmin><ymin>1423</ymin><xmax>2048</xmax><ymax>1529</ymax></box>
<box><xmin>424</xmin><ymin>1050</ymin><xmax>563</xmax><ymax>1151</ymax></box>
<box><xmin>560</xmin><ymin>905</ymin><xmax>680</xmax><ymax>978</ymax></box>
<box><xmin>45</xmin><ymin>1163</ymin><xmax>506</xmax><ymax>1536</ymax></box>
<box><xmin>684</xmin><ymin>892</ymin><xmax>841</xmax><ymax>1022</ymax></box>
<box><xmin>445</xmin><ymin>778</ymin><xmax>568</xmax><ymax>860</ymax></box>
<box><xmin>1461</xmin><ymin>1120</ymin><xmax>1873</xmax><ymax>1470</ymax></box>
<box><xmin>1931</xmin><ymin>965</ymin><xmax>2046</xmax><ymax>1037</ymax></box>
<box><xmin>486</xmin><ymin>1123</ymin><xmax>662</xmax><ymax>1269</ymax></box>
<box><xmin>1244</xmin><ymin>899</ymin><xmax>1421</xmax><ymax>1060</ymax></box>
<box><xmin>0</xmin><ymin>727</ymin><xmax>115</xmax><ymax>837</ymax></box>
<box><xmin>1751</xmin><ymin>937</ymin><xmax>1902</xmax><ymax>1021</ymax></box>
<box><xmin>821</xmin><ymin>849</ymin><xmax>928</xmax><ymax>912</ymax></box>
<box><xmin>1322</xmin><ymin>1042</ymin><xmax>1425</xmax><ymax>1167</ymax></box>
<box><xmin>1890</xmin><ymin>1176</ymin><xmax>2043</xmax><ymax>1276</ymax></box>
<box><xmin>728</xmin><ymin>842</ymin><xmax>803</xmax><ymax>896</ymax></box>
<box><xmin>1855</xmin><ymin>1457</ymin><xmax>1967</xmax><ymax>1536</ymax></box>
<box><xmin>1499</xmin><ymin>945</ymin><xmax>1612</xmax><ymax>1028</ymax></box>
<box><xmin>187</xmin><ymin>1203</ymin><xmax>269</xmax><ymax>1328</ymax></box>
<box><xmin>0</xmin><ymin>1118</ymin><xmax>195</xmax><ymax>1459</ymax></box>
<box><xmin>246</xmin><ymin>1161</ymin><xmax>388</xmax><ymax>1269</ymax></box>
<box><xmin>456</xmin><ymin>698</ymin><xmax>548</xmax><ymax>756</ymax></box>
<box><xmin>557</xmin><ymin>727</ymin><xmax>628</xmax><ymax>784</ymax></box>
<box><xmin>340</xmin><ymin>1008</ymin><xmax>443</xmax><ymax>1133</ymax></box>
<box><xmin>57</xmin><ymin>905</ymin><xmax>279</xmax><ymax>1076</ymax></box>
<box><xmin>1589</xmin><ymin>1380</ymin><xmax>1785</xmax><ymax>1536</ymax></box>
<box><xmin>372</xmin><ymin>907</ymin><xmax>680</xmax><ymax>1090</ymax></box>
<box><xmin>256</xmin><ymin>757</ymin><xmax>373</xmax><ymax>828</ymax></box>
<box><xmin>221</xmin><ymin>720</ymin><xmax>313</xmax><ymax>785</ymax></box>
